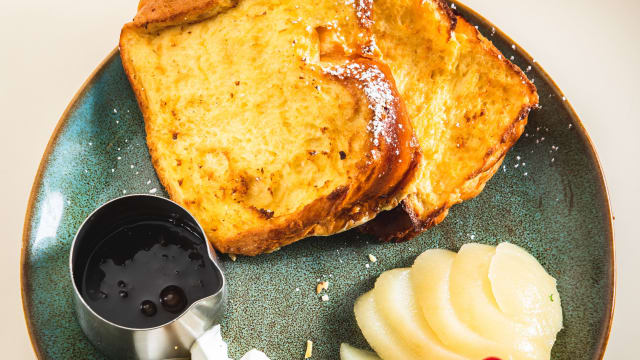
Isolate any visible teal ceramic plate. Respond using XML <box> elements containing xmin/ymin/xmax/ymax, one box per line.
<box><xmin>21</xmin><ymin>2</ymin><xmax>614</xmax><ymax>359</ymax></box>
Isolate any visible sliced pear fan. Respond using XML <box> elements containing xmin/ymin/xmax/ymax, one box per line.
<box><xmin>352</xmin><ymin>244</ymin><xmax>563</xmax><ymax>360</ymax></box>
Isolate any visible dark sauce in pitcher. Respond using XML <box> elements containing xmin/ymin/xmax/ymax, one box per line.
<box><xmin>80</xmin><ymin>219</ymin><xmax>222</xmax><ymax>328</ymax></box>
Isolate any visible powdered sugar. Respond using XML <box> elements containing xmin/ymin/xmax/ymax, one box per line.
<box><xmin>361</xmin><ymin>35</ymin><xmax>377</xmax><ymax>56</ymax></box>
<box><xmin>323</xmin><ymin>61</ymin><xmax>396</xmax><ymax>148</ymax></box>
<box><xmin>351</xmin><ymin>0</ymin><xmax>373</xmax><ymax>28</ymax></box>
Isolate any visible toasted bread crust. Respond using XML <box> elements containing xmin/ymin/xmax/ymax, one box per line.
<box><xmin>120</xmin><ymin>2</ymin><xmax>419</xmax><ymax>255</ymax></box>
<box><xmin>433</xmin><ymin>0</ymin><xmax>458</xmax><ymax>33</ymax></box>
<box><xmin>361</xmin><ymin>15</ymin><xmax>538</xmax><ymax>242</ymax></box>
<box><xmin>134</xmin><ymin>0</ymin><xmax>237</xmax><ymax>31</ymax></box>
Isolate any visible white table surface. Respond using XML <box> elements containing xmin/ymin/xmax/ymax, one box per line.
<box><xmin>1</xmin><ymin>0</ymin><xmax>637</xmax><ymax>358</ymax></box>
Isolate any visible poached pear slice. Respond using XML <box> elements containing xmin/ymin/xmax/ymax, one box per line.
<box><xmin>354</xmin><ymin>291</ymin><xmax>421</xmax><ymax>360</ymax></box>
<box><xmin>488</xmin><ymin>243</ymin><xmax>563</xmax><ymax>343</ymax></box>
<box><xmin>411</xmin><ymin>249</ymin><xmax>512</xmax><ymax>359</ymax></box>
<box><xmin>373</xmin><ymin>268</ymin><xmax>466</xmax><ymax>360</ymax></box>
<box><xmin>449</xmin><ymin>243</ymin><xmax>549</xmax><ymax>359</ymax></box>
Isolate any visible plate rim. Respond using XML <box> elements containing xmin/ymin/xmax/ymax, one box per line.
<box><xmin>454</xmin><ymin>3</ymin><xmax>616</xmax><ymax>358</ymax></box>
<box><xmin>20</xmin><ymin>47</ymin><xmax>120</xmax><ymax>360</ymax></box>
<box><xmin>20</xmin><ymin>5</ymin><xmax>615</xmax><ymax>358</ymax></box>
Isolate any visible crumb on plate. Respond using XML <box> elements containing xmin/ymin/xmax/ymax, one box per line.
<box><xmin>316</xmin><ymin>281</ymin><xmax>329</xmax><ymax>294</ymax></box>
<box><xmin>305</xmin><ymin>340</ymin><xmax>313</xmax><ymax>358</ymax></box>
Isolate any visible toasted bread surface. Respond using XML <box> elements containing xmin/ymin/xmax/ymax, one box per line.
<box><xmin>362</xmin><ymin>0</ymin><xmax>538</xmax><ymax>241</ymax></box>
<box><xmin>120</xmin><ymin>0</ymin><xmax>418</xmax><ymax>255</ymax></box>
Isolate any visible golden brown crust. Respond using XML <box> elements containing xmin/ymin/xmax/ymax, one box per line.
<box><xmin>432</xmin><ymin>0</ymin><xmax>458</xmax><ymax>33</ymax></box>
<box><xmin>133</xmin><ymin>0</ymin><xmax>237</xmax><ymax>32</ymax></box>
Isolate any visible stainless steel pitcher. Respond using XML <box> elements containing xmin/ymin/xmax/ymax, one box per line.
<box><xmin>69</xmin><ymin>195</ymin><xmax>227</xmax><ymax>360</ymax></box>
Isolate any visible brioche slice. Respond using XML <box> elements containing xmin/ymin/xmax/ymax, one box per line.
<box><xmin>362</xmin><ymin>0</ymin><xmax>539</xmax><ymax>241</ymax></box>
<box><xmin>119</xmin><ymin>0</ymin><xmax>419</xmax><ymax>255</ymax></box>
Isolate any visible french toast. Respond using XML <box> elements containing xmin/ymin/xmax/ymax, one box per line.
<box><xmin>361</xmin><ymin>0</ymin><xmax>539</xmax><ymax>241</ymax></box>
<box><xmin>119</xmin><ymin>0</ymin><xmax>419</xmax><ymax>255</ymax></box>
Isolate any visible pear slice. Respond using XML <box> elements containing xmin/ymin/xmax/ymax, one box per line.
<box><xmin>448</xmin><ymin>243</ymin><xmax>548</xmax><ymax>359</ymax></box>
<box><xmin>373</xmin><ymin>268</ymin><xmax>466</xmax><ymax>360</ymax></box>
<box><xmin>411</xmin><ymin>249</ymin><xmax>511</xmax><ymax>359</ymax></box>
<box><xmin>354</xmin><ymin>291</ymin><xmax>421</xmax><ymax>360</ymax></box>
<box><xmin>340</xmin><ymin>343</ymin><xmax>382</xmax><ymax>360</ymax></box>
<box><xmin>488</xmin><ymin>243</ymin><xmax>563</xmax><ymax>342</ymax></box>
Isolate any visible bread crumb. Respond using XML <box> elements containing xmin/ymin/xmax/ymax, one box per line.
<box><xmin>316</xmin><ymin>281</ymin><xmax>329</xmax><ymax>294</ymax></box>
<box><xmin>229</xmin><ymin>254</ymin><xmax>237</xmax><ymax>261</ymax></box>
<box><xmin>305</xmin><ymin>340</ymin><xmax>313</xmax><ymax>358</ymax></box>
<box><xmin>321</xmin><ymin>294</ymin><xmax>329</xmax><ymax>302</ymax></box>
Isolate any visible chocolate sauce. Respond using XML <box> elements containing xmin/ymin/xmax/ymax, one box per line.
<box><xmin>80</xmin><ymin>219</ymin><xmax>221</xmax><ymax>328</ymax></box>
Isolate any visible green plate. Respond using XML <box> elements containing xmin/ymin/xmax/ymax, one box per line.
<box><xmin>21</xmin><ymin>2</ymin><xmax>614</xmax><ymax>359</ymax></box>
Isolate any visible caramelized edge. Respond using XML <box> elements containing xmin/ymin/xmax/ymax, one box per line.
<box><xmin>133</xmin><ymin>0</ymin><xmax>238</xmax><ymax>32</ymax></box>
